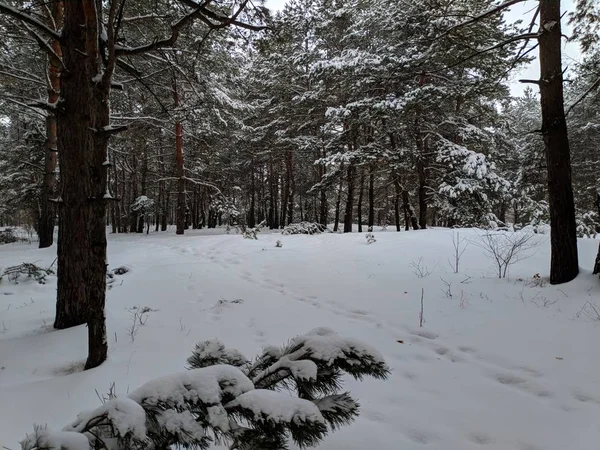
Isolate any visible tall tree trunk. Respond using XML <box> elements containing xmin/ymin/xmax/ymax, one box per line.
<box><xmin>593</xmin><ymin>242</ymin><xmax>600</xmax><ymax>275</ymax></box>
<box><xmin>333</xmin><ymin>164</ymin><xmax>344</xmax><ymax>232</ymax></box>
<box><xmin>136</xmin><ymin>147</ymin><xmax>148</xmax><ymax>233</ymax></box>
<box><xmin>417</xmin><ymin>157</ymin><xmax>428</xmax><ymax>229</ymax></box>
<box><xmin>286</xmin><ymin>151</ymin><xmax>295</xmax><ymax>226</ymax></box>
<box><xmin>343</xmin><ymin>163</ymin><xmax>355</xmax><ymax>233</ymax></box>
<box><xmin>415</xmin><ymin>72</ymin><xmax>429</xmax><ymax>230</ymax></box>
<box><xmin>368</xmin><ymin>170</ymin><xmax>375</xmax><ymax>230</ymax></box>
<box><xmin>357</xmin><ymin>169</ymin><xmax>364</xmax><ymax>232</ymax></box>
<box><xmin>268</xmin><ymin>156</ymin><xmax>276</xmax><ymax>229</ymax></box>
<box><xmin>55</xmin><ymin>0</ymin><xmax>109</xmax><ymax>369</ymax></box>
<box><xmin>129</xmin><ymin>155</ymin><xmax>138</xmax><ymax>232</ymax></box>
<box><xmin>394</xmin><ymin>177</ymin><xmax>401</xmax><ymax>232</ymax></box>
<box><xmin>539</xmin><ymin>0</ymin><xmax>578</xmax><ymax>284</ymax></box>
<box><xmin>248</xmin><ymin>166</ymin><xmax>256</xmax><ymax>228</ymax></box>
<box><xmin>173</xmin><ymin>77</ymin><xmax>185</xmax><ymax>235</ymax></box>
<box><xmin>319</xmin><ymin>147</ymin><xmax>328</xmax><ymax>226</ymax></box>
<box><xmin>38</xmin><ymin>1</ymin><xmax>62</xmax><ymax>248</ymax></box>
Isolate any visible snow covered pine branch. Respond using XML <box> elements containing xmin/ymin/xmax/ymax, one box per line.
<box><xmin>20</xmin><ymin>328</ymin><xmax>389</xmax><ymax>450</ymax></box>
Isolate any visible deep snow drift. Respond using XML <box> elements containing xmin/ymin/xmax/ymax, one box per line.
<box><xmin>1</xmin><ymin>228</ymin><xmax>599</xmax><ymax>449</ymax></box>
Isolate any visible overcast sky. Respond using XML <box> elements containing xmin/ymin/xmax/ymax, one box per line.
<box><xmin>264</xmin><ymin>0</ymin><xmax>581</xmax><ymax>97</ymax></box>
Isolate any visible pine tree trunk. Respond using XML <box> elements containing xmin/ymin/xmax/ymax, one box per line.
<box><xmin>55</xmin><ymin>0</ymin><xmax>109</xmax><ymax>370</ymax></box>
<box><xmin>129</xmin><ymin>155</ymin><xmax>138</xmax><ymax>233</ymax></box>
<box><xmin>593</xmin><ymin>242</ymin><xmax>600</xmax><ymax>275</ymax></box>
<box><xmin>539</xmin><ymin>0</ymin><xmax>578</xmax><ymax>284</ymax></box>
<box><xmin>393</xmin><ymin>177</ymin><xmax>401</xmax><ymax>232</ymax></box>
<box><xmin>267</xmin><ymin>155</ymin><xmax>279</xmax><ymax>230</ymax></box>
<box><xmin>368</xmin><ymin>170</ymin><xmax>375</xmax><ymax>229</ymax></box>
<box><xmin>172</xmin><ymin>77</ymin><xmax>185</xmax><ymax>235</ymax></box>
<box><xmin>343</xmin><ymin>163</ymin><xmax>355</xmax><ymax>233</ymax></box>
<box><xmin>248</xmin><ymin>167</ymin><xmax>256</xmax><ymax>228</ymax></box>
<box><xmin>38</xmin><ymin>2</ymin><xmax>62</xmax><ymax>248</ymax></box>
<box><xmin>357</xmin><ymin>170</ymin><xmax>364</xmax><ymax>232</ymax></box>
<box><xmin>333</xmin><ymin>165</ymin><xmax>344</xmax><ymax>232</ymax></box>
<box><xmin>319</xmin><ymin>150</ymin><xmax>328</xmax><ymax>226</ymax></box>
<box><xmin>136</xmin><ymin>148</ymin><xmax>148</xmax><ymax>233</ymax></box>
<box><xmin>287</xmin><ymin>151</ymin><xmax>295</xmax><ymax>226</ymax></box>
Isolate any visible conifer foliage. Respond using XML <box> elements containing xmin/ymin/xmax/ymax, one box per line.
<box><xmin>21</xmin><ymin>328</ymin><xmax>389</xmax><ymax>450</ymax></box>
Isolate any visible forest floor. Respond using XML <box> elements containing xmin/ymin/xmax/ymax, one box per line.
<box><xmin>0</xmin><ymin>228</ymin><xmax>599</xmax><ymax>449</ymax></box>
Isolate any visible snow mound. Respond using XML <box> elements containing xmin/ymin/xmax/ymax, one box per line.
<box><xmin>21</xmin><ymin>428</ymin><xmax>89</xmax><ymax>450</ymax></box>
<box><xmin>227</xmin><ymin>389</ymin><xmax>325</xmax><ymax>425</ymax></box>
<box><xmin>63</xmin><ymin>397</ymin><xmax>147</xmax><ymax>440</ymax></box>
<box><xmin>128</xmin><ymin>364</ymin><xmax>254</xmax><ymax>407</ymax></box>
<box><xmin>290</xmin><ymin>327</ymin><xmax>388</xmax><ymax>378</ymax></box>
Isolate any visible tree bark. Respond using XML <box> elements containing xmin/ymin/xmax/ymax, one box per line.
<box><xmin>357</xmin><ymin>169</ymin><xmax>364</xmax><ymax>232</ymax></box>
<box><xmin>593</xmin><ymin>242</ymin><xmax>600</xmax><ymax>275</ymax></box>
<box><xmin>368</xmin><ymin>170</ymin><xmax>375</xmax><ymax>230</ymax></box>
<box><xmin>539</xmin><ymin>0</ymin><xmax>579</xmax><ymax>284</ymax></box>
<box><xmin>286</xmin><ymin>151</ymin><xmax>295</xmax><ymax>225</ymax></box>
<box><xmin>54</xmin><ymin>0</ymin><xmax>109</xmax><ymax>370</ymax></box>
<box><xmin>173</xmin><ymin>77</ymin><xmax>185</xmax><ymax>235</ymax></box>
<box><xmin>343</xmin><ymin>163</ymin><xmax>355</xmax><ymax>233</ymax></box>
<box><xmin>333</xmin><ymin>166</ymin><xmax>344</xmax><ymax>232</ymax></box>
<box><xmin>38</xmin><ymin>1</ymin><xmax>62</xmax><ymax>248</ymax></box>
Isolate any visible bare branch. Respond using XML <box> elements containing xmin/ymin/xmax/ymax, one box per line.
<box><xmin>435</xmin><ymin>0</ymin><xmax>528</xmax><ymax>39</ymax></box>
<box><xmin>566</xmin><ymin>76</ymin><xmax>600</xmax><ymax>117</ymax></box>
<box><xmin>0</xmin><ymin>3</ymin><xmax>61</xmax><ymax>40</ymax></box>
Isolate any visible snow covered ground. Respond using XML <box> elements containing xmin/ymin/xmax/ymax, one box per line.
<box><xmin>1</xmin><ymin>228</ymin><xmax>599</xmax><ymax>450</ymax></box>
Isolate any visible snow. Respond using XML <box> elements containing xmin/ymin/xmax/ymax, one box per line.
<box><xmin>1</xmin><ymin>228</ymin><xmax>600</xmax><ymax>450</ymax></box>
<box><xmin>21</xmin><ymin>428</ymin><xmax>89</xmax><ymax>450</ymax></box>
<box><xmin>227</xmin><ymin>389</ymin><xmax>325</xmax><ymax>425</ymax></box>
<box><xmin>128</xmin><ymin>365</ymin><xmax>254</xmax><ymax>407</ymax></box>
<box><xmin>63</xmin><ymin>397</ymin><xmax>147</xmax><ymax>440</ymax></box>
<box><xmin>155</xmin><ymin>409</ymin><xmax>207</xmax><ymax>441</ymax></box>
<box><xmin>290</xmin><ymin>327</ymin><xmax>387</xmax><ymax>368</ymax></box>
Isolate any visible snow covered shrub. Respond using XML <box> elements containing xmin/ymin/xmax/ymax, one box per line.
<box><xmin>0</xmin><ymin>228</ymin><xmax>24</xmax><ymax>244</ymax></box>
<box><xmin>0</xmin><ymin>262</ymin><xmax>54</xmax><ymax>284</ymax></box>
<box><xmin>576</xmin><ymin>211</ymin><xmax>599</xmax><ymax>238</ymax></box>
<box><xmin>282</xmin><ymin>222</ymin><xmax>329</xmax><ymax>235</ymax></box>
<box><xmin>365</xmin><ymin>233</ymin><xmax>376</xmax><ymax>244</ymax></box>
<box><xmin>275</xmin><ymin>240</ymin><xmax>283</xmax><ymax>248</ymax></box>
<box><xmin>20</xmin><ymin>328</ymin><xmax>389</xmax><ymax>450</ymax></box>
<box><xmin>242</xmin><ymin>220</ymin><xmax>265</xmax><ymax>240</ymax></box>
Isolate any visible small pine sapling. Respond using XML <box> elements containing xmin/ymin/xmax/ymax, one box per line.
<box><xmin>20</xmin><ymin>328</ymin><xmax>389</xmax><ymax>450</ymax></box>
<box><xmin>275</xmin><ymin>240</ymin><xmax>283</xmax><ymax>248</ymax></box>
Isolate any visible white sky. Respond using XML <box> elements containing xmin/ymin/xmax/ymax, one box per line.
<box><xmin>264</xmin><ymin>0</ymin><xmax>581</xmax><ymax>97</ymax></box>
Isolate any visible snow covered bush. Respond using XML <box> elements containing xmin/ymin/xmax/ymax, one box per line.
<box><xmin>282</xmin><ymin>222</ymin><xmax>329</xmax><ymax>235</ymax></box>
<box><xmin>20</xmin><ymin>328</ymin><xmax>389</xmax><ymax>450</ymax></box>
<box><xmin>242</xmin><ymin>220</ymin><xmax>265</xmax><ymax>240</ymax></box>
<box><xmin>365</xmin><ymin>233</ymin><xmax>376</xmax><ymax>244</ymax></box>
<box><xmin>0</xmin><ymin>228</ymin><xmax>24</xmax><ymax>244</ymax></box>
<box><xmin>576</xmin><ymin>211</ymin><xmax>599</xmax><ymax>238</ymax></box>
